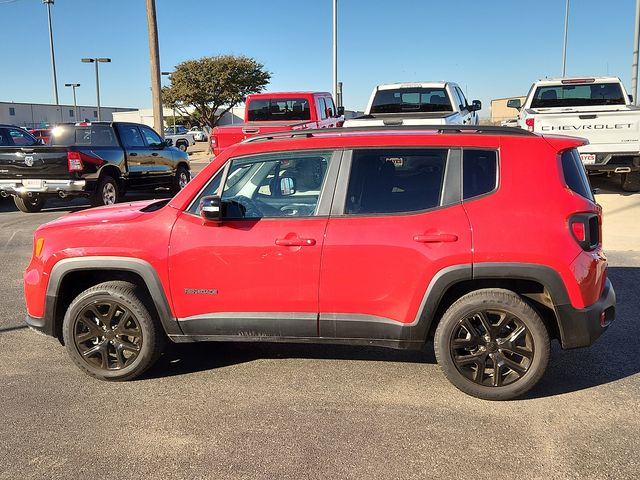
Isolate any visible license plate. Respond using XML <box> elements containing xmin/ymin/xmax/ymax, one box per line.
<box><xmin>22</xmin><ymin>179</ymin><xmax>43</xmax><ymax>189</ymax></box>
<box><xmin>580</xmin><ymin>154</ymin><xmax>596</xmax><ymax>165</ymax></box>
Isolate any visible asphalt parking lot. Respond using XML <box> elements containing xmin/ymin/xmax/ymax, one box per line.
<box><xmin>0</xmin><ymin>169</ymin><xmax>638</xmax><ymax>479</ymax></box>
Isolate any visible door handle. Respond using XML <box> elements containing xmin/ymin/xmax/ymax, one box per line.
<box><xmin>129</xmin><ymin>152</ymin><xmax>138</xmax><ymax>156</ymax></box>
<box><xmin>413</xmin><ymin>233</ymin><xmax>458</xmax><ymax>243</ymax></box>
<box><xmin>275</xmin><ymin>237</ymin><xmax>316</xmax><ymax>247</ymax></box>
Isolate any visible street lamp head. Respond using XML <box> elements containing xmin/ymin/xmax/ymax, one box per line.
<box><xmin>65</xmin><ymin>83</ymin><xmax>80</xmax><ymax>87</ymax></box>
<box><xmin>97</xmin><ymin>58</ymin><xmax>111</xmax><ymax>63</ymax></box>
<box><xmin>81</xmin><ymin>58</ymin><xmax>94</xmax><ymax>63</ymax></box>
<box><xmin>161</xmin><ymin>71</ymin><xmax>172</xmax><ymax>76</ymax></box>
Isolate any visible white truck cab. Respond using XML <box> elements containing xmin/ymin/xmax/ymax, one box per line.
<box><xmin>508</xmin><ymin>76</ymin><xmax>640</xmax><ymax>191</ymax></box>
<box><xmin>344</xmin><ymin>82</ymin><xmax>481</xmax><ymax>128</ymax></box>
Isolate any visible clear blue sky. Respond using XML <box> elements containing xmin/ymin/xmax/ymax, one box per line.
<box><xmin>0</xmin><ymin>0</ymin><xmax>636</xmax><ymax>117</ymax></box>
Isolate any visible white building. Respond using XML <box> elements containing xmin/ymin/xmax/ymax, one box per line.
<box><xmin>111</xmin><ymin>106</ymin><xmax>245</xmax><ymax>128</ymax></box>
<box><xmin>0</xmin><ymin>101</ymin><xmax>136</xmax><ymax>129</ymax></box>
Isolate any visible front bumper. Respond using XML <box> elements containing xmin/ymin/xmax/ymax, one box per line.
<box><xmin>556</xmin><ymin>278</ymin><xmax>616</xmax><ymax>349</ymax></box>
<box><xmin>0</xmin><ymin>179</ymin><xmax>86</xmax><ymax>196</ymax></box>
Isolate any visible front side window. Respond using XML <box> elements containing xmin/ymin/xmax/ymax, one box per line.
<box><xmin>190</xmin><ymin>151</ymin><xmax>333</xmax><ymax>218</ymax></box>
<box><xmin>116</xmin><ymin>125</ymin><xmax>145</xmax><ymax>148</ymax></box>
<box><xmin>316</xmin><ymin>97</ymin><xmax>327</xmax><ymax>120</ymax></box>
<box><xmin>463</xmin><ymin>150</ymin><xmax>498</xmax><ymax>199</ymax></box>
<box><xmin>531</xmin><ymin>83</ymin><xmax>625</xmax><ymax>108</ymax></box>
<box><xmin>7</xmin><ymin>128</ymin><xmax>37</xmax><ymax>146</ymax></box>
<box><xmin>325</xmin><ymin>97</ymin><xmax>336</xmax><ymax>117</ymax></box>
<box><xmin>247</xmin><ymin>98</ymin><xmax>311</xmax><ymax>121</ymax></box>
<box><xmin>455</xmin><ymin>87</ymin><xmax>469</xmax><ymax>110</ymax></box>
<box><xmin>140</xmin><ymin>126</ymin><xmax>163</xmax><ymax>147</ymax></box>
<box><xmin>345</xmin><ymin>149</ymin><xmax>448</xmax><ymax>214</ymax></box>
<box><xmin>370</xmin><ymin>88</ymin><xmax>453</xmax><ymax>114</ymax></box>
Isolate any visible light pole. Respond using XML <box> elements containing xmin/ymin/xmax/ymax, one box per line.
<box><xmin>562</xmin><ymin>0</ymin><xmax>569</xmax><ymax>77</ymax></box>
<box><xmin>632</xmin><ymin>0</ymin><xmax>640</xmax><ymax>104</ymax></box>
<box><xmin>161</xmin><ymin>71</ymin><xmax>176</xmax><ymax>134</ymax></box>
<box><xmin>81</xmin><ymin>58</ymin><xmax>111</xmax><ymax>121</ymax></box>
<box><xmin>43</xmin><ymin>0</ymin><xmax>59</xmax><ymax>104</ymax></box>
<box><xmin>64</xmin><ymin>83</ymin><xmax>80</xmax><ymax>120</ymax></box>
<box><xmin>332</xmin><ymin>0</ymin><xmax>338</xmax><ymax>103</ymax></box>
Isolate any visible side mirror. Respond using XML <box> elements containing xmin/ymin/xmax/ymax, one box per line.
<box><xmin>164</xmin><ymin>138</ymin><xmax>173</xmax><ymax>147</ymax></box>
<box><xmin>507</xmin><ymin>99</ymin><xmax>522</xmax><ymax>110</ymax></box>
<box><xmin>280</xmin><ymin>177</ymin><xmax>296</xmax><ymax>196</ymax></box>
<box><xmin>470</xmin><ymin>100</ymin><xmax>482</xmax><ymax>112</ymax></box>
<box><xmin>337</xmin><ymin>106</ymin><xmax>345</xmax><ymax>116</ymax></box>
<box><xmin>199</xmin><ymin>195</ymin><xmax>222</xmax><ymax>224</ymax></box>
<box><xmin>629</xmin><ymin>94</ymin><xmax>634</xmax><ymax>103</ymax></box>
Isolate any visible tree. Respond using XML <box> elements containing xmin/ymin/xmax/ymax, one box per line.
<box><xmin>162</xmin><ymin>55</ymin><xmax>270</xmax><ymax>128</ymax></box>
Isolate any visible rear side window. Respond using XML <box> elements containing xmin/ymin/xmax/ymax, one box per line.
<box><xmin>51</xmin><ymin>125</ymin><xmax>119</xmax><ymax>147</ymax></box>
<box><xmin>463</xmin><ymin>150</ymin><xmax>498</xmax><ymax>199</ymax></box>
<box><xmin>345</xmin><ymin>149</ymin><xmax>447</xmax><ymax>214</ymax></box>
<box><xmin>561</xmin><ymin>149</ymin><xmax>595</xmax><ymax>201</ymax></box>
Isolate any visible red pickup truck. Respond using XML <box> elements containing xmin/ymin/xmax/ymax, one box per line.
<box><xmin>210</xmin><ymin>91</ymin><xmax>344</xmax><ymax>156</ymax></box>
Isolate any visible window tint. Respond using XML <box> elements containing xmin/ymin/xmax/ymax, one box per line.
<box><xmin>188</xmin><ymin>169</ymin><xmax>224</xmax><ymax>215</ymax></box>
<box><xmin>51</xmin><ymin>125</ymin><xmax>119</xmax><ymax>147</ymax></box>
<box><xmin>370</xmin><ymin>88</ymin><xmax>453</xmax><ymax>113</ymax></box>
<box><xmin>316</xmin><ymin>97</ymin><xmax>327</xmax><ymax>120</ymax></box>
<box><xmin>463</xmin><ymin>150</ymin><xmax>498</xmax><ymax>199</ymax></box>
<box><xmin>140</xmin><ymin>126</ymin><xmax>163</xmax><ymax>147</ymax></box>
<box><xmin>531</xmin><ymin>83</ymin><xmax>625</xmax><ymax>108</ymax></box>
<box><xmin>116</xmin><ymin>125</ymin><xmax>145</xmax><ymax>148</ymax></box>
<box><xmin>210</xmin><ymin>151</ymin><xmax>333</xmax><ymax>219</ymax></box>
<box><xmin>345</xmin><ymin>149</ymin><xmax>447</xmax><ymax>214</ymax></box>
<box><xmin>247</xmin><ymin>98</ymin><xmax>311</xmax><ymax>121</ymax></box>
<box><xmin>7</xmin><ymin>128</ymin><xmax>37</xmax><ymax>146</ymax></box>
<box><xmin>325</xmin><ymin>97</ymin><xmax>336</xmax><ymax>117</ymax></box>
<box><xmin>561</xmin><ymin>149</ymin><xmax>594</xmax><ymax>201</ymax></box>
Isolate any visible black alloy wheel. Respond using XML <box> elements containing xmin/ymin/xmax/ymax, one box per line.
<box><xmin>434</xmin><ymin>288</ymin><xmax>550</xmax><ymax>400</ymax></box>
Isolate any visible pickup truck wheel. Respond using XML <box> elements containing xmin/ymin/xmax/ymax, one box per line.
<box><xmin>621</xmin><ymin>172</ymin><xmax>640</xmax><ymax>192</ymax></box>
<box><xmin>92</xmin><ymin>175</ymin><xmax>119</xmax><ymax>207</ymax></box>
<box><xmin>171</xmin><ymin>165</ymin><xmax>190</xmax><ymax>193</ymax></box>
<box><xmin>176</xmin><ymin>141</ymin><xmax>188</xmax><ymax>152</ymax></box>
<box><xmin>14</xmin><ymin>195</ymin><xmax>45</xmax><ymax>213</ymax></box>
<box><xmin>434</xmin><ymin>288</ymin><xmax>550</xmax><ymax>401</ymax></box>
<box><xmin>62</xmin><ymin>281</ymin><xmax>165</xmax><ymax>381</ymax></box>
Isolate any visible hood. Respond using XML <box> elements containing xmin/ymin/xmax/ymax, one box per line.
<box><xmin>43</xmin><ymin>199</ymin><xmax>161</xmax><ymax>229</ymax></box>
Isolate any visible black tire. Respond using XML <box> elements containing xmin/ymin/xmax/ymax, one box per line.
<box><xmin>434</xmin><ymin>288</ymin><xmax>550</xmax><ymax>401</ymax></box>
<box><xmin>621</xmin><ymin>171</ymin><xmax>640</xmax><ymax>192</ymax></box>
<box><xmin>91</xmin><ymin>175</ymin><xmax>119</xmax><ymax>207</ymax></box>
<box><xmin>176</xmin><ymin>141</ymin><xmax>188</xmax><ymax>152</ymax></box>
<box><xmin>171</xmin><ymin>165</ymin><xmax>190</xmax><ymax>194</ymax></box>
<box><xmin>14</xmin><ymin>195</ymin><xmax>45</xmax><ymax>213</ymax></box>
<box><xmin>62</xmin><ymin>281</ymin><xmax>165</xmax><ymax>381</ymax></box>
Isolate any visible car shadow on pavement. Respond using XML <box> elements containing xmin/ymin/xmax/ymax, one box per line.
<box><xmin>525</xmin><ymin>265</ymin><xmax>640</xmax><ymax>399</ymax></box>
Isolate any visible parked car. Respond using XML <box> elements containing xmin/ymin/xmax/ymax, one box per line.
<box><xmin>189</xmin><ymin>126</ymin><xmax>208</xmax><ymax>142</ymax></box>
<box><xmin>507</xmin><ymin>76</ymin><xmax>640</xmax><ymax>191</ymax></box>
<box><xmin>29</xmin><ymin>128</ymin><xmax>52</xmax><ymax>144</ymax></box>
<box><xmin>209</xmin><ymin>91</ymin><xmax>344</xmax><ymax>156</ymax></box>
<box><xmin>24</xmin><ymin>125</ymin><xmax>615</xmax><ymax>400</ymax></box>
<box><xmin>343</xmin><ymin>82</ymin><xmax>481</xmax><ymax>128</ymax></box>
<box><xmin>164</xmin><ymin>125</ymin><xmax>189</xmax><ymax>135</ymax></box>
<box><xmin>0</xmin><ymin>122</ymin><xmax>190</xmax><ymax>212</ymax></box>
<box><xmin>165</xmin><ymin>129</ymin><xmax>195</xmax><ymax>152</ymax></box>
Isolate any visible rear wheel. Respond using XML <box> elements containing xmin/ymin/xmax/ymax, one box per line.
<box><xmin>62</xmin><ymin>281</ymin><xmax>165</xmax><ymax>381</ymax></box>
<box><xmin>14</xmin><ymin>195</ymin><xmax>45</xmax><ymax>213</ymax></box>
<box><xmin>434</xmin><ymin>288</ymin><xmax>550</xmax><ymax>400</ymax></box>
<box><xmin>91</xmin><ymin>175</ymin><xmax>119</xmax><ymax>207</ymax></box>
<box><xmin>621</xmin><ymin>171</ymin><xmax>640</xmax><ymax>192</ymax></box>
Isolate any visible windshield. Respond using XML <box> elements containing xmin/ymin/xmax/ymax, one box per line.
<box><xmin>531</xmin><ymin>83</ymin><xmax>625</xmax><ymax>108</ymax></box>
<box><xmin>247</xmin><ymin>98</ymin><xmax>311</xmax><ymax>121</ymax></box>
<box><xmin>370</xmin><ymin>88</ymin><xmax>453</xmax><ymax>113</ymax></box>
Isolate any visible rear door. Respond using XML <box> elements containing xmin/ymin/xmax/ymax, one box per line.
<box><xmin>318</xmin><ymin>147</ymin><xmax>472</xmax><ymax>340</ymax></box>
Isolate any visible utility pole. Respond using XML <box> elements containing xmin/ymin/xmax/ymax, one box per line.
<box><xmin>146</xmin><ymin>0</ymin><xmax>164</xmax><ymax>137</ymax></box>
<box><xmin>562</xmin><ymin>0</ymin><xmax>569</xmax><ymax>77</ymax></box>
<box><xmin>65</xmin><ymin>83</ymin><xmax>81</xmax><ymax>120</ymax></box>
<box><xmin>332</xmin><ymin>0</ymin><xmax>338</xmax><ymax>103</ymax></box>
<box><xmin>43</xmin><ymin>0</ymin><xmax>59</xmax><ymax>104</ymax></box>
<box><xmin>632</xmin><ymin>0</ymin><xmax>640</xmax><ymax>104</ymax></box>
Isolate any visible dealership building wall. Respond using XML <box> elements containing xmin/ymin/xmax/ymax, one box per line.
<box><xmin>0</xmin><ymin>101</ymin><xmax>136</xmax><ymax>129</ymax></box>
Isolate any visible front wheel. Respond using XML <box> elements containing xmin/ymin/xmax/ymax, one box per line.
<box><xmin>434</xmin><ymin>288</ymin><xmax>550</xmax><ymax>400</ymax></box>
<box><xmin>621</xmin><ymin>171</ymin><xmax>640</xmax><ymax>192</ymax></box>
<box><xmin>92</xmin><ymin>175</ymin><xmax>119</xmax><ymax>207</ymax></box>
<box><xmin>176</xmin><ymin>141</ymin><xmax>188</xmax><ymax>152</ymax></box>
<box><xmin>62</xmin><ymin>281</ymin><xmax>165</xmax><ymax>381</ymax></box>
<box><xmin>171</xmin><ymin>165</ymin><xmax>190</xmax><ymax>194</ymax></box>
<box><xmin>14</xmin><ymin>195</ymin><xmax>45</xmax><ymax>213</ymax></box>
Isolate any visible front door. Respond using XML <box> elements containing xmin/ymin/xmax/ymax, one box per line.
<box><xmin>168</xmin><ymin>149</ymin><xmax>341</xmax><ymax>338</ymax></box>
<box><xmin>319</xmin><ymin>148</ymin><xmax>472</xmax><ymax>340</ymax></box>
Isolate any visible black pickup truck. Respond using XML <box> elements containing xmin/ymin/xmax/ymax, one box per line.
<box><xmin>0</xmin><ymin>122</ymin><xmax>191</xmax><ymax>212</ymax></box>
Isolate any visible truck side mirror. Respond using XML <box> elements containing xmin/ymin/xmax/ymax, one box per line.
<box><xmin>507</xmin><ymin>99</ymin><xmax>522</xmax><ymax>110</ymax></box>
<box><xmin>629</xmin><ymin>94</ymin><xmax>634</xmax><ymax>103</ymax></box>
<box><xmin>337</xmin><ymin>106</ymin><xmax>345</xmax><ymax>116</ymax></box>
<box><xmin>471</xmin><ymin>100</ymin><xmax>482</xmax><ymax>112</ymax></box>
<box><xmin>200</xmin><ymin>195</ymin><xmax>222</xmax><ymax>224</ymax></box>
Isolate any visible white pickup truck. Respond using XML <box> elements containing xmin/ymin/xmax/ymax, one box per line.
<box><xmin>508</xmin><ymin>76</ymin><xmax>640</xmax><ymax>191</ymax></box>
<box><xmin>343</xmin><ymin>82</ymin><xmax>481</xmax><ymax>128</ymax></box>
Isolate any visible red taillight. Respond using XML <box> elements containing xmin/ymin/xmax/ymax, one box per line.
<box><xmin>210</xmin><ymin>136</ymin><xmax>217</xmax><ymax>146</ymax></box>
<box><xmin>569</xmin><ymin>213</ymin><xmax>600</xmax><ymax>250</ymax></box>
<box><xmin>561</xmin><ymin>78</ymin><xmax>595</xmax><ymax>84</ymax></box>
<box><xmin>67</xmin><ymin>151</ymin><xmax>84</xmax><ymax>172</ymax></box>
<box><xmin>525</xmin><ymin>118</ymin><xmax>535</xmax><ymax>132</ymax></box>
<box><xmin>571</xmin><ymin>222</ymin><xmax>586</xmax><ymax>242</ymax></box>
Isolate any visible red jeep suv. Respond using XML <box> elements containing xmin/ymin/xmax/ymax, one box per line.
<box><xmin>24</xmin><ymin>126</ymin><xmax>615</xmax><ymax>400</ymax></box>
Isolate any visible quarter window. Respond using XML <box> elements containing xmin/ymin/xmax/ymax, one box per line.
<box><xmin>345</xmin><ymin>149</ymin><xmax>448</xmax><ymax>214</ymax></box>
<box><xmin>463</xmin><ymin>150</ymin><xmax>498</xmax><ymax>199</ymax></box>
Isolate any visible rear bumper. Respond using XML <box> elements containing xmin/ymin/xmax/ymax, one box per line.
<box><xmin>556</xmin><ymin>278</ymin><xmax>616</xmax><ymax>349</ymax></box>
<box><xmin>25</xmin><ymin>313</ymin><xmax>55</xmax><ymax>337</ymax></box>
<box><xmin>0</xmin><ymin>179</ymin><xmax>86</xmax><ymax>196</ymax></box>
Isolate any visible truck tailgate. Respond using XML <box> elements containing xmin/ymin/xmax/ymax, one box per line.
<box><xmin>0</xmin><ymin>146</ymin><xmax>71</xmax><ymax>179</ymax></box>
<box><xmin>344</xmin><ymin>112</ymin><xmax>457</xmax><ymax>127</ymax></box>
<box><xmin>213</xmin><ymin>121</ymin><xmax>311</xmax><ymax>152</ymax></box>
<box><xmin>532</xmin><ymin>109</ymin><xmax>640</xmax><ymax>151</ymax></box>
